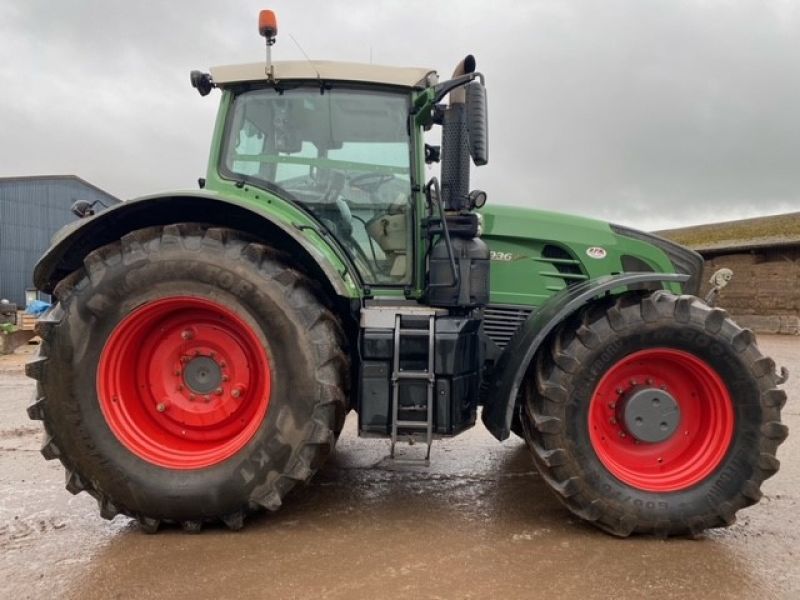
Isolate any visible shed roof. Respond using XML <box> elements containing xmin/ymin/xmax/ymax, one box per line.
<box><xmin>657</xmin><ymin>211</ymin><xmax>800</xmax><ymax>254</ymax></box>
<box><xmin>210</xmin><ymin>60</ymin><xmax>437</xmax><ymax>89</ymax></box>
<box><xmin>0</xmin><ymin>174</ymin><xmax>119</xmax><ymax>202</ymax></box>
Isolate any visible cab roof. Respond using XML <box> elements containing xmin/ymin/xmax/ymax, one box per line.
<box><xmin>210</xmin><ymin>60</ymin><xmax>438</xmax><ymax>90</ymax></box>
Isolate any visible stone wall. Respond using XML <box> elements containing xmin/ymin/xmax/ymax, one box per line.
<box><xmin>699</xmin><ymin>245</ymin><xmax>800</xmax><ymax>334</ymax></box>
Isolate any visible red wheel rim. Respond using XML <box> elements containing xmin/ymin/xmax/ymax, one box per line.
<box><xmin>588</xmin><ymin>348</ymin><xmax>734</xmax><ymax>492</ymax></box>
<box><xmin>97</xmin><ymin>297</ymin><xmax>270</xmax><ymax>470</ymax></box>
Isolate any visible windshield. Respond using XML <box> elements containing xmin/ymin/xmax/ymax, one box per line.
<box><xmin>222</xmin><ymin>86</ymin><xmax>414</xmax><ymax>285</ymax></box>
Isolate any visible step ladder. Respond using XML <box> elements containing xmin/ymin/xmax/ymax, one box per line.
<box><xmin>390</xmin><ymin>313</ymin><xmax>436</xmax><ymax>464</ymax></box>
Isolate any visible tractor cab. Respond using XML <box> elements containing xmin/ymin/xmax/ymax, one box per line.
<box><xmin>198</xmin><ymin>34</ymin><xmax>490</xmax><ymax>303</ymax></box>
<box><xmin>215</xmin><ymin>77</ymin><xmax>418</xmax><ymax>285</ymax></box>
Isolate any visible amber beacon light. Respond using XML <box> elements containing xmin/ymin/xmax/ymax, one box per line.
<box><xmin>259</xmin><ymin>10</ymin><xmax>278</xmax><ymax>41</ymax></box>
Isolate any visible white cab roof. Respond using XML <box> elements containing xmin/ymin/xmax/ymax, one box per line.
<box><xmin>210</xmin><ymin>60</ymin><xmax>437</xmax><ymax>89</ymax></box>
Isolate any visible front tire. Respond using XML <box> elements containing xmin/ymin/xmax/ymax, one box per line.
<box><xmin>26</xmin><ymin>224</ymin><xmax>349</xmax><ymax>532</ymax></box>
<box><xmin>522</xmin><ymin>291</ymin><xmax>788</xmax><ymax>537</ymax></box>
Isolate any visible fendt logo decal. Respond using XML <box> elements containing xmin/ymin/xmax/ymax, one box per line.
<box><xmin>586</xmin><ymin>247</ymin><xmax>607</xmax><ymax>259</ymax></box>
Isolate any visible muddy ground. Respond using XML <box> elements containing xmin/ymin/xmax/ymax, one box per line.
<box><xmin>0</xmin><ymin>336</ymin><xmax>798</xmax><ymax>599</ymax></box>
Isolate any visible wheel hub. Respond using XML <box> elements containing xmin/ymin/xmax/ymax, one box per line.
<box><xmin>183</xmin><ymin>356</ymin><xmax>222</xmax><ymax>394</ymax></box>
<box><xmin>621</xmin><ymin>387</ymin><xmax>680</xmax><ymax>443</ymax></box>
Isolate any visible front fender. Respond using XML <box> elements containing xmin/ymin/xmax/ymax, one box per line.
<box><xmin>481</xmin><ymin>272</ymin><xmax>689</xmax><ymax>441</ymax></box>
<box><xmin>34</xmin><ymin>191</ymin><xmax>359</xmax><ymax>298</ymax></box>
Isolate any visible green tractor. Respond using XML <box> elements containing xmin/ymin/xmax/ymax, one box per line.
<box><xmin>27</xmin><ymin>11</ymin><xmax>787</xmax><ymax>536</ymax></box>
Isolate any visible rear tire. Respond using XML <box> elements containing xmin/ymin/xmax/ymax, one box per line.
<box><xmin>26</xmin><ymin>224</ymin><xmax>349</xmax><ymax>532</ymax></box>
<box><xmin>522</xmin><ymin>291</ymin><xmax>788</xmax><ymax>537</ymax></box>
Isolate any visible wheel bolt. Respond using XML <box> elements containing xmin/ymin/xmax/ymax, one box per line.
<box><xmin>222</xmin><ymin>375</ymin><xmax>229</xmax><ymax>382</ymax></box>
<box><xmin>616</xmin><ymin>388</ymin><xmax>624</xmax><ymax>395</ymax></box>
<box><xmin>619</xmin><ymin>431</ymin><xmax>626</xmax><ymax>438</ymax></box>
<box><xmin>173</xmin><ymin>369</ymin><xmax>181</xmax><ymax>376</ymax></box>
<box><xmin>609</xmin><ymin>418</ymin><xmax>617</xmax><ymax>425</ymax></box>
<box><xmin>646</xmin><ymin>378</ymin><xmax>654</xmax><ymax>385</ymax></box>
<box><xmin>660</xmin><ymin>384</ymin><xmax>667</xmax><ymax>390</ymax></box>
<box><xmin>156</xmin><ymin>402</ymin><xmax>167</xmax><ymax>413</ymax></box>
<box><xmin>176</xmin><ymin>384</ymin><xmax>183</xmax><ymax>391</ymax></box>
<box><xmin>188</xmin><ymin>394</ymin><xmax>195</xmax><ymax>401</ymax></box>
<box><xmin>203</xmin><ymin>395</ymin><xmax>211</xmax><ymax>402</ymax></box>
<box><xmin>215</xmin><ymin>387</ymin><xmax>223</xmax><ymax>396</ymax></box>
<box><xmin>181</xmin><ymin>329</ymin><xmax>194</xmax><ymax>341</ymax></box>
<box><xmin>231</xmin><ymin>387</ymin><xmax>245</xmax><ymax>399</ymax></box>
<box><xmin>608</xmin><ymin>402</ymin><xmax>616</xmax><ymax>409</ymax></box>
<box><xmin>630</xmin><ymin>379</ymin><xmax>637</xmax><ymax>386</ymax></box>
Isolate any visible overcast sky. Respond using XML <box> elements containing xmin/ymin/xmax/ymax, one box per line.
<box><xmin>2</xmin><ymin>0</ymin><xmax>799</xmax><ymax>229</ymax></box>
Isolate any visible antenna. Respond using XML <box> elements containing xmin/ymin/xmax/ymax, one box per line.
<box><xmin>289</xmin><ymin>33</ymin><xmax>320</xmax><ymax>79</ymax></box>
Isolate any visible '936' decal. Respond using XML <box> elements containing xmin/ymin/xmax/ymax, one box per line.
<box><xmin>490</xmin><ymin>251</ymin><xmax>514</xmax><ymax>262</ymax></box>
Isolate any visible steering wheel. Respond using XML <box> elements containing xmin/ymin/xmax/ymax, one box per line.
<box><xmin>349</xmin><ymin>172</ymin><xmax>395</xmax><ymax>193</ymax></box>
<box><xmin>286</xmin><ymin>172</ymin><xmax>379</xmax><ymax>280</ymax></box>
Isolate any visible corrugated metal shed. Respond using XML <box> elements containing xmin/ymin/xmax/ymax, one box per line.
<box><xmin>0</xmin><ymin>175</ymin><xmax>120</xmax><ymax>305</ymax></box>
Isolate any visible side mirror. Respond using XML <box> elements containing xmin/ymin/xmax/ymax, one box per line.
<box><xmin>465</xmin><ymin>81</ymin><xmax>488</xmax><ymax>166</ymax></box>
<box><xmin>70</xmin><ymin>200</ymin><xmax>96</xmax><ymax>218</ymax></box>
<box><xmin>190</xmin><ymin>70</ymin><xmax>214</xmax><ymax>97</ymax></box>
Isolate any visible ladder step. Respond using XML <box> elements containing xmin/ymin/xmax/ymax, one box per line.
<box><xmin>395</xmin><ymin>371</ymin><xmax>431</xmax><ymax>380</ymax></box>
<box><xmin>395</xmin><ymin>420</ymin><xmax>430</xmax><ymax>429</ymax></box>
<box><xmin>385</xmin><ymin>456</ymin><xmax>431</xmax><ymax>467</ymax></box>
<box><xmin>399</xmin><ymin>328</ymin><xmax>431</xmax><ymax>336</ymax></box>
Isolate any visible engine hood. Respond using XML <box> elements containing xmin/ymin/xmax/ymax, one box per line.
<box><xmin>477</xmin><ymin>204</ymin><xmax>698</xmax><ymax>305</ymax></box>
<box><xmin>480</xmin><ymin>204</ymin><xmax>619</xmax><ymax>248</ymax></box>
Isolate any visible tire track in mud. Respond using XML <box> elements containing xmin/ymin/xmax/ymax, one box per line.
<box><xmin>0</xmin><ymin>425</ymin><xmax>41</xmax><ymax>453</ymax></box>
<box><xmin>0</xmin><ymin>426</ymin><xmax>40</xmax><ymax>440</ymax></box>
<box><xmin>0</xmin><ymin>516</ymin><xmax>68</xmax><ymax>551</ymax></box>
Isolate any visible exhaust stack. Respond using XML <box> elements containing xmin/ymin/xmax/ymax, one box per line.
<box><xmin>440</xmin><ymin>55</ymin><xmax>476</xmax><ymax>212</ymax></box>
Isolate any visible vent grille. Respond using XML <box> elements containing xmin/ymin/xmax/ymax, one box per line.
<box><xmin>535</xmin><ymin>244</ymin><xmax>589</xmax><ymax>291</ymax></box>
<box><xmin>482</xmin><ymin>305</ymin><xmax>534</xmax><ymax>349</ymax></box>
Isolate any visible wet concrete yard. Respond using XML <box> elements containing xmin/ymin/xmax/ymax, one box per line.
<box><xmin>1</xmin><ymin>336</ymin><xmax>798</xmax><ymax>599</ymax></box>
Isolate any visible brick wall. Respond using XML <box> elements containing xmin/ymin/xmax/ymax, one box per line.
<box><xmin>699</xmin><ymin>245</ymin><xmax>800</xmax><ymax>334</ymax></box>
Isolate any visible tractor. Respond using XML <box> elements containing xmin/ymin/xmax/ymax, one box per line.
<box><xmin>26</xmin><ymin>10</ymin><xmax>788</xmax><ymax>536</ymax></box>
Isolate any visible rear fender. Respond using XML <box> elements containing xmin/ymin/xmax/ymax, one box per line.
<box><xmin>481</xmin><ymin>273</ymin><xmax>689</xmax><ymax>441</ymax></box>
<box><xmin>33</xmin><ymin>191</ymin><xmax>358</xmax><ymax>299</ymax></box>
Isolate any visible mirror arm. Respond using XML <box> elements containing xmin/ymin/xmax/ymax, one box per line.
<box><xmin>431</xmin><ymin>72</ymin><xmax>484</xmax><ymax>104</ymax></box>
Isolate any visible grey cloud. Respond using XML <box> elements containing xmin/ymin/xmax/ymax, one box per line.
<box><xmin>1</xmin><ymin>0</ymin><xmax>799</xmax><ymax>229</ymax></box>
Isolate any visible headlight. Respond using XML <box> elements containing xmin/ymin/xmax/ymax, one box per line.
<box><xmin>610</xmin><ymin>224</ymin><xmax>704</xmax><ymax>296</ymax></box>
